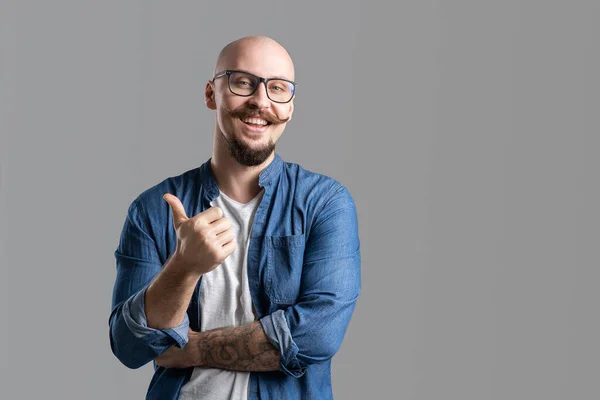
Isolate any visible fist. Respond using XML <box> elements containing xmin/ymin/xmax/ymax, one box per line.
<box><xmin>163</xmin><ymin>193</ymin><xmax>236</xmax><ymax>275</ymax></box>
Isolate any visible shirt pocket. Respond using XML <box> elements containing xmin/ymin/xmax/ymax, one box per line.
<box><xmin>265</xmin><ymin>234</ymin><xmax>306</xmax><ymax>305</ymax></box>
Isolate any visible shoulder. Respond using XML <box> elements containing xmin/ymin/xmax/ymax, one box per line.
<box><xmin>282</xmin><ymin>159</ymin><xmax>356</xmax><ymax>214</ymax></box>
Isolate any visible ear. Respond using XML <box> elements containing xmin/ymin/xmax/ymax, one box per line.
<box><xmin>205</xmin><ymin>82</ymin><xmax>217</xmax><ymax>110</ymax></box>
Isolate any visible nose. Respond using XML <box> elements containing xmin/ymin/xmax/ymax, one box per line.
<box><xmin>247</xmin><ymin>82</ymin><xmax>270</xmax><ymax>109</ymax></box>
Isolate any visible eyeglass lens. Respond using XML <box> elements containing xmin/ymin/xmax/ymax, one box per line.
<box><xmin>228</xmin><ymin>71</ymin><xmax>294</xmax><ymax>103</ymax></box>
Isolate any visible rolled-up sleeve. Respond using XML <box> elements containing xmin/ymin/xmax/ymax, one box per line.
<box><xmin>260</xmin><ymin>184</ymin><xmax>361</xmax><ymax>377</ymax></box>
<box><xmin>109</xmin><ymin>198</ymin><xmax>189</xmax><ymax>369</ymax></box>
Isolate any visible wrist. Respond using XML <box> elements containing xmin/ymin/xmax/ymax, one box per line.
<box><xmin>166</xmin><ymin>253</ymin><xmax>204</xmax><ymax>280</ymax></box>
<box><xmin>187</xmin><ymin>330</ymin><xmax>204</xmax><ymax>367</ymax></box>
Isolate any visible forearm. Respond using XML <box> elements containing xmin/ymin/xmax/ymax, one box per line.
<box><xmin>145</xmin><ymin>253</ymin><xmax>201</xmax><ymax>329</ymax></box>
<box><xmin>191</xmin><ymin>321</ymin><xmax>280</xmax><ymax>372</ymax></box>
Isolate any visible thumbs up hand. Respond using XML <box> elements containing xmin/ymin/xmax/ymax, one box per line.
<box><xmin>163</xmin><ymin>193</ymin><xmax>236</xmax><ymax>276</ymax></box>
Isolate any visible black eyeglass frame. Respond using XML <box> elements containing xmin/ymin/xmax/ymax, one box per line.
<box><xmin>211</xmin><ymin>69</ymin><xmax>297</xmax><ymax>104</ymax></box>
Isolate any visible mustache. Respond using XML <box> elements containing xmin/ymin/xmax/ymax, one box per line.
<box><xmin>224</xmin><ymin>106</ymin><xmax>290</xmax><ymax>125</ymax></box>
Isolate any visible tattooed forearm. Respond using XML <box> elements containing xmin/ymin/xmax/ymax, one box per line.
<box><xmin>195</xmin><ymin>321</ymin><xmax>281</xmax><ymax>372</ymax></box>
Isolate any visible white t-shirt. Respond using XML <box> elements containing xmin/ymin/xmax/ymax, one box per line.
<box><xmin>178</xmin><ymin>188</ymin><xmax>265</xmax><ymax>400</ymax></box>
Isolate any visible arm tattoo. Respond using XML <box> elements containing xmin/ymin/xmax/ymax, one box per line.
<box><xmin>196</xmin><ymin>321</ymin><xmax>281</xmax><ymax>372</ymax></box>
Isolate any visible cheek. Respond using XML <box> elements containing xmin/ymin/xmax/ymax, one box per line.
<box><xmin>216</xmin><ymin>100</ymin><xmax>241</xmax><ymax>126</ymax></box>
<box><xmin>274</xmin><ymin>106</ymin><xmax>292</xmax><ymax>121</ymax></box>
<box><xmin>217</xmin><ymin>94</ymin><xmax>242</xmax><ymax>113</ymax></box>
<box><xmin>216</xmin><ymin>111</ymin><xmax>235</xmax><ymax>133</ymax></box>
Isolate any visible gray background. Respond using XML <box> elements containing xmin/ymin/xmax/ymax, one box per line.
<box><xmin>1</xmin><ymin>1</ymin><xmax>598</xmax><ymax>399</ymax></box>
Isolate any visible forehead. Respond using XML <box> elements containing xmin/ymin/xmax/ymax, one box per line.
<box><xmin>220</xmin><ymin>42</ymin><xmax>295</xmax><ymax>81</ymax></box>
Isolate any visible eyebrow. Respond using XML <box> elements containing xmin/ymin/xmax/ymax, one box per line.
<box><xmin>235</xmin><ymin>69</ymin><xmax>293</xmax><ymax>82</ymax></box>
<box><xmin>270</xmin><ymin>74</ymin><xmax>292</xmax><ymax>80</ymax></box>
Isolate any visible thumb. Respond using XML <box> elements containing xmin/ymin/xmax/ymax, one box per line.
<box><xmin>163</xmin><ymin>193</ymin><xmax>188</xmax><ymax>227</ymax></box>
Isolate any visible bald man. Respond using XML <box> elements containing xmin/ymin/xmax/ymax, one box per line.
<box><xmin>109</xmin><ymin>36</ymin><xmax>361</xmax><ymax>400</ymax></box>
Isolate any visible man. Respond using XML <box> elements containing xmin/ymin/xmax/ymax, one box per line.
<box><xmin>109</xmin><ymin>36</ymin><xmax>361</xmax><ymax>400</ymax></box>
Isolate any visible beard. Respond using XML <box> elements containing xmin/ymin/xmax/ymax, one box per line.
<box><xmin>224</xmin><ymin>128</ymin><xmax>276</xmax><ymax>167</ymax></box>
<box><xmin>219</xmin><ymin>104</ymin><xmax>288</xmax><ymax>167</ymax></box>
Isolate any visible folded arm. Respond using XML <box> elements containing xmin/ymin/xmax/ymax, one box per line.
<box><xmin>156</xmin><ymin>184</ymin><xmax>361</xmax><ymax>377</ymax></box>
<box><xmin>156</xmin><ymin>322</ymin><xmax>280</xmax><ymax>371</ymax></box>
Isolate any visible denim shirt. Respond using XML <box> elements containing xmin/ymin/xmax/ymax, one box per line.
<box><xmin>109</xmin><ymin>153</ymin><xmax>361</xmax><ymax>400</ymax></box>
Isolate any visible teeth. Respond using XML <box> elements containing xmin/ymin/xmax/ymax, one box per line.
<box><xmin>242</xmin><ymin>117</ymin><xmax>268</xmax><ymax>126</ymax></box>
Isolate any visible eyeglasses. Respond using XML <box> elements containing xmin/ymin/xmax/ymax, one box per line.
<box><xmin>211</xmin><ymin>70</ymin><xmax>297</xmax><ymax>104</ymax></box>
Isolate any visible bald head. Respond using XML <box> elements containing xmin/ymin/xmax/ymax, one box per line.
<box><xmin>213</xmin><ymin>36</ymin><xmax>295</xmax><ymax>81</ymax></box>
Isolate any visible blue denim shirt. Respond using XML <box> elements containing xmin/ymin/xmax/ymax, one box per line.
<box><xmin>109</xmin><ymin>153</ymin><xmax>361</xmax><ymax>399</ymax></box>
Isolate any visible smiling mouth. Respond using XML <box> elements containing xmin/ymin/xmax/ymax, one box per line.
<box><xmin>240</xmin><ymin>117</ymin><xmax>271</xmax><ymax>127</ymax></box>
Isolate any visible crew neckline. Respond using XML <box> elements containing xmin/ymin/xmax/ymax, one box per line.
<box><xmin>218</xmin><ymin>188</ymin><xmax>265</xmax><ymax>207</ymax></box>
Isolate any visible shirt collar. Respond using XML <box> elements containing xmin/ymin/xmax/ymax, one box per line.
<box><xmin>199</xmin><ymin>152</ymin><xmax>284</xmax><ymax>198</ymax></box>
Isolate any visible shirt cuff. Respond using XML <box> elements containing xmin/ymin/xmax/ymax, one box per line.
<box><xmin>260</xmin><ymin>309</ymin><xmax>306</xmax><ymax>378</ymax></box>
<box><xmin>122</xmin><ymin>287</ymin><xmax>190</xmax><ymax>349</ymax></box>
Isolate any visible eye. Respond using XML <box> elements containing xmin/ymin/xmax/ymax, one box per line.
<box><xmin>269</xmin><ymin>82</ymin><xmax>288</xmax><ymax>92</ymax></box>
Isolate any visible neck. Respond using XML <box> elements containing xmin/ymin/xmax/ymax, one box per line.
<box><xmin>210</xmin><ymin>131</ymin><xmax>273</xmax><ymax>203</ymax></box>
